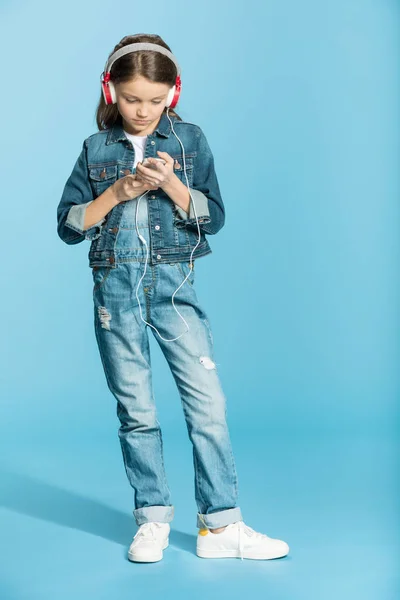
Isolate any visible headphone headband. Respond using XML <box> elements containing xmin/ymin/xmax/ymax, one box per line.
<box><xmin>101</xmin><ymin>42</ymin><xmax>182</xmax><ymax>108</ymax></box>
<box><xmin>103</xmin><ymin>42</ymin><xmax>181</xmax><ymax>77</ymax></box>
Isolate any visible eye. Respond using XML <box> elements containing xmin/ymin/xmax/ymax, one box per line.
<box><xmin>125</xmin><ymin>99</ymin><xmax>162</xmax><ymax>104</ymax></box>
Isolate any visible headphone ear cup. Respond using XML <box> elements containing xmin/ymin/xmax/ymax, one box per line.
<box><xmin>101</xmin><ymin>81</ymin><xmax>108</xmax><ymax>104</ymax></box>
<box><xmin>165</xmin><ymin>85</ymin><xmax>175</xmax><ymax>108</ymax></box>
<box><xmin>166</xmin><ymin>76</ymin><xmax>182</xmax><ymax>109</ymax></box>
<box><xmin>102</xmin><ymin>79</ymin><xmax>117</xmax><ymax>104</ymax></box>
<box><xmin>109</xmin><ymin>81</ymin><xmax>117</xmax><ymax>103</ymax></box>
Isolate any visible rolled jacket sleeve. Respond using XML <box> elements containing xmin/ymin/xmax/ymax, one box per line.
<box><xmin>174</xmin><ymin>188</ymin><xmax>210</xmax><ymax>220</ymax></box>
<box><xmin>173</xmin><ymin>128</ymin><xmax>225</xmax><ymax>235</ymax></box>
<box><xmin>56</xmin><ymin>141</ymin><xmax>106</xmax><ymax>245</ymax></box>
<box><xmin>65</xmin><ymin>201</ymin><xmax>106</xmax><ymax>237</ymax></box>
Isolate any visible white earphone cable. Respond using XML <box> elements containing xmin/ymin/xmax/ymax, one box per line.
<box><xmin>133</xmin><ymin>107</ymin><xmax>202</xmax><ymax>342</ymax></box>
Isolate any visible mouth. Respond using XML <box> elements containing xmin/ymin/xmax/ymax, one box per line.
<box><xmin>134</xmin><ymin>119</ymin><xmax>150</xmax><ymax>124</ymax></box>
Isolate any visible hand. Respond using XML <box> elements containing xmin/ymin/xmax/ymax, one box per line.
<box><xmin>135</xmin><ymin>151</ymin><xmax>175</xmax><ymax>189</ymax></box>
<box><xmin>110</xmin><ymin>173</ymin><xmax>159</xmax><ymax>204</ymax></box>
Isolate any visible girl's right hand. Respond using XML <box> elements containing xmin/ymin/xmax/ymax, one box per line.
<box><xmin>111</xmin><ymin>173</ymin><xmax>159</xmax><ymax>204</ymax></box>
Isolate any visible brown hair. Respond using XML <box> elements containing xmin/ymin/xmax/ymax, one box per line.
<box><xmin>95</xmin><ymin>33</ymin><xmax>182</xmax><ymax>130</ymax></box>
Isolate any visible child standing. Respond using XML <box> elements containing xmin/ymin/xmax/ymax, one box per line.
<box><xmin>57</xmin><ymin>33</ymin><xmax>289</xmax><ymax>563</ymax></box>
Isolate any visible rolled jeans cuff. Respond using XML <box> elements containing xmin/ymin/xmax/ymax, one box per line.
<box><xmin>197</xmin><ymin>507</ymin><xmax>243</xmax><ymax>529</ymax></box>
<box><xmin>133</xmin><ymin>505</ymin><xmax>175</xmax><ymax>526</ymax></box>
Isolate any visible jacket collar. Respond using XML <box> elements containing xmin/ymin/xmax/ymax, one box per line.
<box><xmin>106</xmin><ymin>111</ymin><xmax>175</xmax><ymax>144</ymax></box>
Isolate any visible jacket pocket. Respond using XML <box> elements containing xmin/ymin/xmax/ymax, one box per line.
<box><xmin>89</xmin><ymin>164</ymin><xmax>118</xmax><ymax>196</ymax></box>
<box><xmin>171</xmin><ymin>155</ymin><xmax>194</xmax><ymax>186</ymax></box>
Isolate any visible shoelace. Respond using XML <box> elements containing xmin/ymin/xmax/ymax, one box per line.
<box><xmin>134</xmin><ymin>522</ymin><xmax>164</xmax><ymax>542</ymax></box>
<box><xmin>237</xmin><ymin>521</ymin><xmax>269</xmax><ymax>561</ymax></box>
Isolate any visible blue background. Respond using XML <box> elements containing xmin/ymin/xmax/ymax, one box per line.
<box><xmin>0</xmin><ymin>0</ymin><xmax>399</xmax><ymax>598</ymax></box>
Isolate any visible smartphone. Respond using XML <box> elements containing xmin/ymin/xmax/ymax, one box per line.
<box><xmin>142</xmin><ymin>157</ymin><xmax>166</xmax><ymax>169</ymax></box>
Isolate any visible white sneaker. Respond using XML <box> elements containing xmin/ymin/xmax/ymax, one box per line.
<box><xmin>128</xmin><ymin>522</ymin><xmax>170</xmax><ymax>563</ymax></box>
<box><xmin>196</xmin><ymin>520</ymin><xmax>289</xmax><ymax>560</ymax></box>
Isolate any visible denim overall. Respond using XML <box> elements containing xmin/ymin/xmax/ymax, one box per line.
<box><xmin>92</xmin><ymin>184</ymin><xmax>243</xmax><ymax>529</ymax></box>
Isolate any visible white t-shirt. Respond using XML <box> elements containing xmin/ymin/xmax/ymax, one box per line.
<box><xmin>123</xmin><ymin>130</ymin><xmax>147</xmax><ymax>168</ymax></box>
<box><xmin>119</xmin><ymin>130</ymin><xmax>150</xmax><ymax>231</ymax></box>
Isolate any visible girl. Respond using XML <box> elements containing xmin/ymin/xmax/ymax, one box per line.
<box><xmin>57</xmin><ymin>33</ymin><xmax>289</xmax><ymax>563</ymax></box>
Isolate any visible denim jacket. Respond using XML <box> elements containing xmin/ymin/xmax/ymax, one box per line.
<box><xmin>56</xmin><ymin>112</ymin><xmax>225</xmax><ymax>268</ymax></box>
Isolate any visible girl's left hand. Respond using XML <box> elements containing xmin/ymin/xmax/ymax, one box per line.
<box><xmin>135</xmin><ymin>151</ymin><xmax>175</xmax><ymax>189</ymax></box>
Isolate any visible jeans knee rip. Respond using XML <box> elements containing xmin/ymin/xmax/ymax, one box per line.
<box><xmin>199</xmin><ymin>356</ymin><xmax>216</xmax><ymax>370</ymax></box>
<box><xmin>98</xmin><ymin>306</ymin><xmax>112</xmax><ymax>330</ymax></box>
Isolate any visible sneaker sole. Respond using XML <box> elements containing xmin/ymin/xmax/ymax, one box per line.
<box><xmin>128</xmin><ymin>539</ymin><xmax>169</xmax><ymax>563</ymax></box>
<box><xmin>196</xmin><ymin>547</ymin><xmax>289</xmax><ymax>560</ymax></box>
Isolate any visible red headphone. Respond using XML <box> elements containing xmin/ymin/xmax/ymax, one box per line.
<box><xmin>101</xmin><ymin>42</ymin><xmax>182</xmax><ymax>109</ymax></box>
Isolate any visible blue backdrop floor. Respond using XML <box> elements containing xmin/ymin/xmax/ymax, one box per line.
<box><xmin>0</xmin><ymin>430</ymin><xmax>397</xmax><ymax>600</ymax></box>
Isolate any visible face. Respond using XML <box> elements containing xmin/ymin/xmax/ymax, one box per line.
<box><xmin>115</xmin><ymin>75</ymin><xmax>172</xmax><ymax>136</ymax></box>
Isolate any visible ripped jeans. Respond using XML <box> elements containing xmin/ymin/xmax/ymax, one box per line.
<box><xmin>91</xmin><ymin>198</ymin><xmax>243</xmax><ymax>529</ymax></box>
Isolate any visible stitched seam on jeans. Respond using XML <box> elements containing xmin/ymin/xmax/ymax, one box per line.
<box><xmin>177</xmin><ymin>262</ymin><xmax>194</xmax><ymax>287</ymax></box>
<box><xmin>93</xmin><ymin>267</ymin><xmax>113</xmax><ymax>292</ymax></box>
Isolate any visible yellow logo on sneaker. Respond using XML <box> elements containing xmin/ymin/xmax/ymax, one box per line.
<box><xmin>198</xmin><ymin>528</ymin><xmax>209</xmax><ymax>536</ymax></box>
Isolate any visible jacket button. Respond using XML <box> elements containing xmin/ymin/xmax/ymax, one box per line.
<box><xmin>123</xmin><ymin>169</ymin><xmax>130</xmax><ymax>176</ymax></box>
<box><xmin>150</xmin><ymin>140</ymin><xmax>155</xmax><ymax>145</ymax></box>
<box><xmin>100</xmin><ymin>168</ymin><xmax>106</xmax><ymax>179</ymax></box>
<box><xmin>151</xmin><ymin>195</ymin><xmax>156</xmax><ymax>199</ymax></box>
<box><xmin>112</xmin><ymin>227</ymin><xmax>118</xmax><ymax>233</ymax></box>
<box><xmin>156</xmin><ymin>254</ymin><xmax>161</xmax><ymax>260</ymax></box>
<box><xmin>108</xmin><ymin>256</ymin><xmax>115</xmax><ymax>264</ymax></box>
<box><xmin>155</xmin><ymin>225</ymin><xmax>160</xmax><ymax>230</ymax></box>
